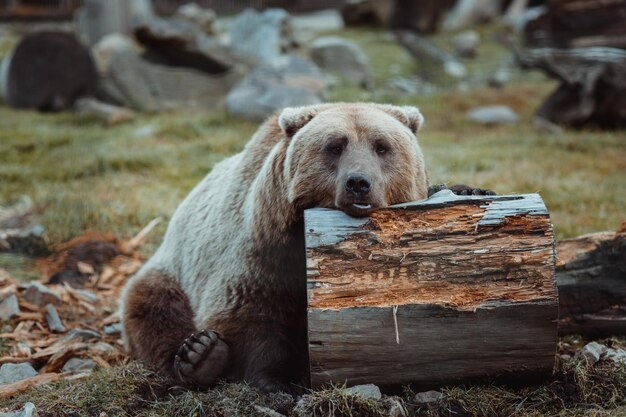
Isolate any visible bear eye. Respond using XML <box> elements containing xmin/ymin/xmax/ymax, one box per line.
<box><xmin>325</xmin><ymin>143</ymin><xmax>344</xmax><ymax>156</ymax></box>
<box><xmin>375</xmin><ymin>143</ymin><xmax>390</xmax><ymax>155</ymax></box>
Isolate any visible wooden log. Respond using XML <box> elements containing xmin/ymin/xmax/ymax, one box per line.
<box><xmin>305</xmin><ymin>191</ymin><xmax>557</xmax><ymax>390</ymax></box>
<box><xmin>556</xmin><ymin>226</ymin><xmax>626</xmax><ymax>337</ymax></box>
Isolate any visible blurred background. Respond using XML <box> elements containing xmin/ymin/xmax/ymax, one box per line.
<box><xmin>0</xmin><ymin>0</ymin><xmax>624</xmax><ymax>273</ymax></box>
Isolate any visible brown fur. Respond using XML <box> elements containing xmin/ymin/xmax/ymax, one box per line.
<box><xmin>120</xmin><ymin>103</ymin><xmax>429</xmax><ymax>392</ymax></box>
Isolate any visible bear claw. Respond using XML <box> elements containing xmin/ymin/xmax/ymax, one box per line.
<box><xmin>174</xmin><ymin>329</ymin><xmax>229</xmax><ymax>388</ymax></box>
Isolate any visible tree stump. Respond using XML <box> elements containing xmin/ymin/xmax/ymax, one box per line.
<box><xmin>304</xmin><ymin>191</ymin><xmax>558</xmax><ymax>390</ymax></box>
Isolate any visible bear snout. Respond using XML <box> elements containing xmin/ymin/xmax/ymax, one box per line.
<box><xmin>345</xmin><ymin>172</ymin><xmax>371</xmax><ymax>198</ymax></box>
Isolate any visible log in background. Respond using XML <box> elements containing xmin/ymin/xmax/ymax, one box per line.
<box><xmin>304</xmin><ymin>191</ymin><xmax>558</xmax><ymax>390</ymax></box>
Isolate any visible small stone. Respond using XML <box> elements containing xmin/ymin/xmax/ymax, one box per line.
<box><xmin>309</xmin><ymin>36</ymin><xmax>372</xmax><ymax>88</ymax></box>
<box><xmin>61</xmin><ymin>358</ymin><xmax>97</xmax><ymax>374</ymax></box>
<box><xmin>252</xmin><ymin>405</ymin><xmax>286</xmax><ymax>417</ymax></box>
<box><xmin>603</xmin><ymin>348</ymin><xmax>626</xmax><ymax>364</ymax></box>
<box><xmin>63</xmin><ymin>328</ymin><xmax>101</xmax><ymax>342</ymax></box>
<box><xmin>176</xmin><ymin>3</ymin><xmax>216</xmax><ymax>34</ymax></box>
<box><xmin>345</xmin><ymin>383</ymin><xmax>382</xmax><ymax>400</ymax></box>
<box><xmin>22</xmin><ymin>282</ymin><xmax>61</xmax><ymax>307</ymax></box>
<box><xmin>467</xmin><ymin>105</ymin><xmax>519</xmax><ymax>124</ymax></box>
<box><xmin>383</xmin><ymin>397</ymin><xmax>407</xmax><ymax>417</ymax></box>
<box><xmin>0</xmin><ymin>402</ymin><xmax>38</xmax><ymax>417</ymax></box>
<box><xmin>0</xmin><ymin>363</ymin><xmax>37</xmax><ymax>385</ymax></box>
<box><xmin>45</xmin><ymin>304</ymin><xmax>66</xmax><ymax>333</ymax></box>
<box><xmin>414</xmin><ymin>390</ymin><xmax>444</xmax><ymax>404</ymax></box>
<box><xmin>452</xmin><ymin>30</ymin><xmax>480</xmax><ymax>58</ymax></box>
<box><xmin>0</xmin><ymin>294</ymin><xmax>20</xmax><ymax>321</ymax></box>
<box><xmin>103</xmin><ymin>323</ymin><xmax>122</xmax><ymax>335</ymax></box>
<box><xmin>577</xmin><ymin>341</ymin><xmax>609</xmax><ymax>365</ymax></box>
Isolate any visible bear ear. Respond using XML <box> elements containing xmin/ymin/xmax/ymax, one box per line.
<box><xmin>376</xmin><ymin>104</ymin><xmax>425</xmax><ymax>134</ymax></box>
<box><xmin>278</xmin><ymin>106</ymin><xmax>318</xmax><ymax>137</ymax></box>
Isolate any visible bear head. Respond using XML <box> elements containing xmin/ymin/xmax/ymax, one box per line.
<box><xmin>279</xmin><ymin>103</ymin><xmax>428</xmax><ymax>217</ymax></box>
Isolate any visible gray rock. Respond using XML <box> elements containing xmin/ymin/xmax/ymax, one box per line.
<box><xmin>0</xmin><ymin>224</ymin><xmax>48</xmax><ymax>256</ymax></box>
<box><xmin>452</xmin><ymin>30</ymin><xmax>480</xmax><ymax>58</ymax></box>
<box><xmin>63</xmin><ymin>328</ymin><xmax>101</xmax><ymax>342</ymax></box>
<box><xmin>176</xmin><ymin>3</ymin><xmax>216</xmax><ymax>34</ymax></box>
<box><xmin>228</xmin><ymin>8</ymin><xmax>295</xmax><ymax>63</ymax></box>
<box><xmin>467</xmin><ymin>105</ymin><xmax>519</xmax><ymax>124</ymax></box>
<box><xmin>61</xmin><ymin>358</ymin><xmax>97</xmax><ymax>374</ymax></box>
<box><xmin>291</xmin><ymin>10</ymin><xmax>344</xmax><ymax>43</ymax></box>
<box><xmin>577</xmin><ymin>341</ymin><xmax>609</xmax><ymax>365</ymax></box>
<box><xmin>0</xmin><ymin>294</ymin><xmax>20</xmax><ymax>321</ymax></box>
<box><xmin>604</xmin><ymin>348</ymin><xmax>626</xmax><ymax>364</ymax></box>
<box><xmin>253</xmin><ymin>405</ymin><xmax>286</xmax><ymax>417</ymax></box>
<box><xmin>103</xmin><ymin>322</ymin><xmax>122</xmax><ymax>335</ymax></box>
<box><xmin>414</xmin><ymin>390</ymin><xmax>444</xmax><ymax>404</ymax></box>
<box><xmin>383</xmin><ymin>397</ymin><xmax>407</xmax><ymax>417</ymax></box>
<box><xmin>345</xmin><ymin>383</ymin><xmax>382</xmax><ymax>400</ymax></box>
<box><xmin>0</xmin><ymin>363</ymin><xmax>37</xmax><ymax>385</ymax></box>
<box><xmin>0</xmin><ymin>402</ymin><xmax>38</xmax><ymax>417</ymax></box>
<box><xmin>106</xmin><ymin>49</ymin><xmax>243</xmax><ymax>111</ymax></box>
<box><xmin>45</xmin><ymin>304</ymin><xmax>66</xmax><ymax>333</ymax></box>
<box><xmin>22</xmin><ymin>282</ymin><xmax>61</xmax><ymax>307</ymax></box>
<box><xmin>309</xmin><ymin>36</ymin><xmax>372</xmax><ymax>88</ymax></box>
<box><xmin>92</xmin><ymin>33</ymin><xmax>136</xmax><ymax>76</ymax></box>
<box><xmin>226</xmin><ymin>54</ymin><xmax>326</xmax><ymax>121</ymax></box>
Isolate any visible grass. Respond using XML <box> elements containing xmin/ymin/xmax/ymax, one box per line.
<box><xmin>1</xmin><ymin>20</ymin><xmax>625</xmax><ymax>417</ymax></box>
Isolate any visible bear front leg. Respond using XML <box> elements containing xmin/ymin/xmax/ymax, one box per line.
<box><xmin>122</xmin><ymin>271</ymin><xmax>230</xmax><ymax>387</ymax></box>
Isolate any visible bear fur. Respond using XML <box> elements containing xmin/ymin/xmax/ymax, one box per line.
<box><xmin>120</xmin><ymin>103</ymin><xmax>429</xmax><ymax>393</ymax></box>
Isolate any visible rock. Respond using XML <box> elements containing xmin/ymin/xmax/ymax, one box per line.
<box><xmin>386</xmin><ymin>76</ymin><xmax>437</xmax><ymax>95</ymax></box>
<box><xmin>0</xmin><ymin>363</ymin><xmax>37</xmax><ymax>386</ymax></box>
<box><xmin>45</xmin><ymin>304</ymin><xmax>66</xmax><ymax>333</ymax></box>
<box><xmin>252</xmin><ymin>405</ymin><xmax>286</xmax><ymax>417</ymax></box>
<box><xmin>63</xmin><ymin>328</ymin><xmax>101</xmax><ymax>342</ymax></box>
<box><xmin>133</xmin><ymin>16</ymin><xmax>247</xmax><ymax>74</ymax></box>
<box><xmin>467</xmin><ymin>105</ymin><xmax>519</xmax><ymax>124</ymax></box>
<box><xmin>345</xmin><ymin>383</ymin><xmax>382</xmax><ymax>400</ymax></box>
<box><xmin>22</xmin><ymin>282</ymin><xmax>61</xmax><ymax>307</ymax></box>
<box><xmin>92</xmin><ymin>33</ymin><xmax>136</xmax><ymax>76</ymax></box>
<box><xmin>414</xmin><ymin>390</ymin><xmax>444</xmax><ymax>404</ymax></box>
<box><xmin>309</xmin><ymin>36</ymin><xmax>372</xmax><ymax>88</ymax></box>
<box><xmin>0</xmin><ymin>294</ymin><xmax>20</xmax><ymax>321</ymax></box>
<box><xmin>604</xmin><ymin>348</ymin><xmax>626</xmax><ymax>364</ymax></box>
<box><xmin>103</xmin><ymin>323</ymin><xmax>122</xmax><ymax>335</ymax></box>
<box><xmin>487</xmin><ymin>68</ymin><xmax>511</xmax><ymax>88</ymax></box>
<box><xmin>228</xmin><ymin>8</ymin><xmax>295</xmax><ymax>63</ymax></box>
<box><xmin>0</xmin><ymin>224</ymin><xmax>48</xmax><ymax>257</ymax></box>
<box><xmin>383</xmin><ymin>397</ymin><xmax>407</xmax><ymax>417</ymax></box>
<box><xmin>577</xmin><ymin>341</ymin><xmax>609</xmax><ymax>365</ymax></box>
<box><xmin>61</xmin><ymin>358</ymin><xmax>97</xmax><ymax>374</ymax></box>
<box><xmin>176</xmin><ymin>3</ymin><xmax>216</xmax><ymax>34</ymax></box>
<box><xmin>106</xmin><ymin>49</ymin><xmax>243</xmax><ymax>111</ymax></box>
<box><xmin>0</xmin><ymin>402</ymin><xmax>38</xmax><ymax>417</ymax></box>
<box><xmin>291</xmin><ymin>10</ymin><xmax>344</xmax><ymax>43</ymax></box>
<box><xmin>452</xmin><ymin>30</ymin><xmax>480</xmax><ymax>58</ymax></box>
<box><xmin>226</xmin><ymin>55</ymin><xmax>326</xmax><ymax>121</ymax></box>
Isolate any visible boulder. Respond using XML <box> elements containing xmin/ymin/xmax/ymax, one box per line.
<box><xmin>176</xmin><ymin>3</ymin><xmax>216</xmax><ymax>35</ymax></box>
<box><xmin>467</xmin><ymin>105</ymin><xmax>519</xmax><ymax>124</ymax></box>
<box><xmin>227</xmin><ymin>8</ymin><xmax>295</xmax><ymax>63</ymax></box>
<box><xmin>452</xmin><ymin>30</ymin><xmax>480</xmax><ymax>58</ymax></box>
<box><xmin>291</xmin><ymin>10</ymin><xmax>344</xmax><ymax>43</ymax></box>
<box><xmin>577</xmin><ymin>341</ymin><xmax>609</xmax><ymax>365</ymax></box>
<box><xmin>226</xmin><ymin>55</ymin><xmax>326</xmax><ymax>121</ymax></box>
<box><xmin>92</xmin><ymin>33</ymin><xmax>137</xmax><ymax>76</ymax></box>
<box><xmin>309</xmin><ymin>36</ymin><xmax>372</xmax><ymax>88</ymax></box>
<box><xmin>0</xmin><ymin>363</ymin><xmax>37</xmax><ymax>386</ymax></box>
<box><xmin>106</xmin><ymin>49</ymin><xmax>243</xmax><ymax>111</ymax></box>
<box><xmin>414</xmin><ymin>390</ymin><xmax>444</xmax><ymax>404</ymax></box>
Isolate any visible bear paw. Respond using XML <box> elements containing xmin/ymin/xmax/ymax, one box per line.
<box><xmin>174</xmin><ymin>329</ymin><xmax>229</xmax><ymax>388</ymax></box>
<box><xmin>449</xmin><ymin>184</ymin><xmax>496</xmax><ymax>196</ymax></box>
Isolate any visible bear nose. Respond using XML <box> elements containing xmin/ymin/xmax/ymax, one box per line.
<box><xmin>345</xmin><ymin>173</ymin><xmax>371</xmax><ymax>197</ymax></box>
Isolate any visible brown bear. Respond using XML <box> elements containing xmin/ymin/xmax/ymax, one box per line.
<box><xmin>120</xmin><ymin>102</ymin><xmax>490</xmax><ymax>393</ymax></box>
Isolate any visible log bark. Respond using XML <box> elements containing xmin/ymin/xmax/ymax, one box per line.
<box><xmin>556</xmin><ymin>226</ymin><xmax>626</xmax><ymax>337</ymax></box>
<box><xmin>305</xmin><ymin>191</ymin><xmax>557</xmax><ymax>390</ymax></box>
